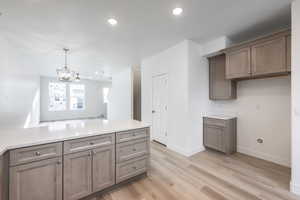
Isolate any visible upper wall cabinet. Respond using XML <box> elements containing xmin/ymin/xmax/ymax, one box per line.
<box><xmin>209</xmin><ymin>54</ymin><xmax>236</xmax><ymax>100</ymax></box>
<box><xmin>224</xmin><ymin>29</ymin><xmax>291</xmax><ymax>80</ymax></box>
<box><xmin>251</xmin><ymin>37</ymin><xmax>286</xmax><ymax>76</ymax></box>
<box><xmin>226</xmin><ymin>47</ymin><xmax>251</xmax><ymax>79</ymax></box>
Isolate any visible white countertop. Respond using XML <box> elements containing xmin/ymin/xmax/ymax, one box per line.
<box><xmin>0</xmin><ymin>119</ymin><xmax>150</xmax><ymax>156</ymax></box>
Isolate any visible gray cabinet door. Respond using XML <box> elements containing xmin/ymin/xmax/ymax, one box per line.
<box><xmin>10</xmin><ymin>157</ymin><xmax>62</xmax><ymax>200</ymax></box>
<box><xmin>209</xmin><ymin>54</ymin><xmax>236</xmax><ymax>100</ymax></box>
<box><xmin>225</xmin><ymin>47</ymin><xmax>251</xmax><ymax>79</ymax></box>
<box><xmin>92</xmin><ymin>146</ymin><xmax>115</xmax><ymax>192</ymax></box>
<box><xmin>203</xmin><ymin>125</ymin><xmax>224</xmax><ymax>151</ymax></box>
<box><xmin>251</xmin><ymin>37</ymin><xmax>287</xmax><ymax>76</ymax></box>
<box><xmin>64</xmin><ymin>151</ymin><xmax>92</xmax><ymax>200</ymax></box>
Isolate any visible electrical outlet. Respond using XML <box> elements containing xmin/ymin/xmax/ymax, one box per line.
<box><xmin>257</xmin><ymin>138</ymin><xmax>263</xmax><ymax>144</ymax></box>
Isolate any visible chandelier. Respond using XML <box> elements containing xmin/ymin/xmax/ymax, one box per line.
<box><xmin>57</xmin><ymin>48</ymin><xmax>80</xmax><ymax>82</ymax></box>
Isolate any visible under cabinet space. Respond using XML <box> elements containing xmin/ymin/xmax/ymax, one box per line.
<box><xmin>209</xmin><ymin>54</ymin><xmax>237</xmax><ymax>100</ymax></box>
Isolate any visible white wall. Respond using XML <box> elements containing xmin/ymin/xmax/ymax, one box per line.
<box><xmin>142</xmin><ymin>40</ymin><xmax>206</xmax><ymax>156</ymax></box>
<box><xmin>40</xmin><ymin>76</ymin><xmax>111</xmax><ymax>122</ymax></box>
<box><xmin>108</xmin><ymin>68</ymin><xmax>133</xmax><ymax>120</ymax></box>
<box><xmin>0</xmin><ymin>36</ymin><xmax>40</xmax><ymax>129</ymax></box>
<box><xmin>291</xmin><ymin>0</ymin><xmax>300</xmax><ymax>194</ymax></box>
<box><xmin>208</xmin><ymin>77</ymin><xmax>291</xmax><ymax>166</ymax></box>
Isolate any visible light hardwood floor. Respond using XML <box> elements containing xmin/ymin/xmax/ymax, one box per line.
<box><xmin>90</xmin><ymin>142</ymin><xmax>300</xmax><ymax>200</ymax></box>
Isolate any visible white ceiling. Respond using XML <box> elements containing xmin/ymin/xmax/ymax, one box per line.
<box><xmin>0</xmin><ymin>0</ymin><xmax>293</xmax><ymax>79</ymax></box>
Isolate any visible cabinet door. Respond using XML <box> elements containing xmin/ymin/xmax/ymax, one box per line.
<box><xmin>251</xmin><ymin>37</ymin><xmax>287</xmax><ymax>76</ymax></box>
<box><xmin>209</xmin><ymin>55</ymin><xmax>236</xmax><ymax>100</ymax></box>
<box><xmin>287</xmin><ymin>35</ymin><xmax>291</xmax><ymax>72</ymax></box>
<box><xmin>64</xmin><ymin>151</ymin><xmax>92</xmax><ymax>200</ymax></box>
<box><xmin>10</xmin><ymin>157</ymin><xmax>62</xmax><ymax>200</ymax></box>
<box><xmin>203</xmin><ymin>125</ymin><xmax>224</xmax><ymax>152</ymax></box>
<box><xmin>225</xmin><ymin>47</ymin><xmax>251</xmax><ymax>79</ymax></box>
<box><xmin>0</xmin><ymin>157</ymin><xmax>2</xmax><ymax>200</ymax></box>
<box><xmin>92</xmin><ymin>146</ymin><xmax>115</xmax><ymax>192</ymax></box>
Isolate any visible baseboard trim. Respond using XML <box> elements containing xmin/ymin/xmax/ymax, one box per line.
<box><xmin>290</xmin><ymin>181</ymin><xmax>300</xmax><ymax>195</ymax></box>
<box><xmin>237</xmin><ymin>146</ymin><xmax>290</xmax><ymax>167</ymax></box>
<box><xmin>167</xmin><ymin>144</ymin><xmax>205</xmax><ymax>157</ymax></box>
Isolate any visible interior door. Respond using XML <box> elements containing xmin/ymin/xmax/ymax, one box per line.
<box><xmin>152</xmin><ymin>74</ymin><xmax>168</xmax><ymax>145</ymax></box>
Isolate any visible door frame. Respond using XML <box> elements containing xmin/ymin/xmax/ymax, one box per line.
<box><xmin>151</xmin><ymin>73</ymin><xmax>168</xmax><ymax>146</ymax></box>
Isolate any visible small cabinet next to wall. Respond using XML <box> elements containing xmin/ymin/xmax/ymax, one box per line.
<box><xmin>209</xmin><ymin>54</ymin><xmax>237</xmax><ymax>100</ymax></box>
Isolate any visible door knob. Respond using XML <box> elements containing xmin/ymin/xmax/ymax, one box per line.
<box><xmin>152</xmin><ymin>110</ymin><xmax>155</xmax><ymax>114</ymax></box>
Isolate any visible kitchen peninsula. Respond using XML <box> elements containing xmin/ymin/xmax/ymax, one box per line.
<box><xmin>0</xmin><ymin>119</ymin><xmax>150</xmax><ymax>200</ymax></box>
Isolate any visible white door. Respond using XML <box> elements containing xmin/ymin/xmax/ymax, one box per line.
<box><xmin>152</xmin><ymin>74</ymin><xmax>168</xmax><ymax>145</ymax></box>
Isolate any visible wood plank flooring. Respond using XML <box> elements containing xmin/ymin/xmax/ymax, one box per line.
<box><xmin>89</xmin><ymin>142</ymin><xmax>300</xmax><ymax>200</ymax></box>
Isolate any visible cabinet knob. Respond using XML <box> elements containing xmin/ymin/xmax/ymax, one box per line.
<box><xmin>35</xmin><ymin>152</ymin><xmax>41</xmax><ymax>156</ymax></box>
<box><xmin>90</xmin><ymin>142</ymin><xmax>94</xmax><ymax>145</ymax></box>
<box><xmin>133</xmin><ymin>148</ymin><xmax>137</xmax><ymax>151</ymax></box>
<box><xmin>132</xmin><ymin>166</ymin><xmax>137</xmax><ymax>170</ymax></box>
<box><xmin>88</xmin><ymin>152</ymin><xmax>92</xmax><ymax>156</ymax></box>
<box><xmin>57</xmin><ymin>161</ymin><xmax>62</xmax><ymax>165</ymax></box>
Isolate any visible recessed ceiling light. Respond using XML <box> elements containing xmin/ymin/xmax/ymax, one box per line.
<box><xmin>172</xmin><ymin>7</ymin><xmax>183</xmax><ymax>16</ymax></box>
<box><xmin>108</xmin><ymin>18</ymin><xmax>118</xmax><ymax>26</ymax></box>
<box><xmin>95</xmin><ymin>71</ymin><xmax>99</xmax><ymax>75</ymax></box>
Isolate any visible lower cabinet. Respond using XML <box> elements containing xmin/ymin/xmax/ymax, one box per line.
<box><xmin>63</xmin><ymin>151</ymin><xmax>92</xmax><ymax>200</ymax></box>
<box><xmin>0</xmin><ymin>157</ymin><xmax>2</xmax><ymax>200</ymax></box>
<box><xmin>9</xmin><ymin>157</ymin><xmax>63</xmax><ymax>200</ymax></box>
<box><xmin>64</xmin><ymin>145</ymin><xmax>115</xmax><ymax>200</ymax></box>
<box><xmin>92</xmin><ymin>146</ymin><xmax>115</xmax><ymax>192</ymax></box>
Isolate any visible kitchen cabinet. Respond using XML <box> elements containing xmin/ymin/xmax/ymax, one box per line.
<box><xmin>209</xmin><ymin>54</ymin><xmax>236</xmax><ymax>100</ymax></box>
<box><xmin>287</xmin><ymin>35</ymin><xmax>291</xmax><ymax>71</ymax></box>
<box><xmin>203</xmin><ymin>117</ymin><xmax>237</xmax><ymax>154</ymax></box>
<box><xmin>92</xmin><ymin>146</ymin><xmax>115</xmax><ymax>192</ymax></box>
<box><xmin>10</xmin><ymin>157</ymin><xmax>63</xmax><ymax>200</ymax></box>
<box><xmin>63</xmin><ymin>151</ymin><xmax>92</xmax><ymax>200</ymax></box>
<box><xmin>251</xmin><ymin>37</ymin><xmax>286</xmax><ymax>76</ymax></box>
<box><xmin>225</xmin><ymin>47</ymin><xmax>251</xmax><ymax>79</ymax></box>
<box><xmin>224</xmin><ymin>29</ymin><xmax>291</xmax><ymax>80</ymax></box>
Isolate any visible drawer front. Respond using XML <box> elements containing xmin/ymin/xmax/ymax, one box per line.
<box><xmin>116</xmin><ymin>156</ymin><xmax>148</xmax><ymax>184</ymax></box>
<box><xmin>116</xmin><ymin>139</ymin><xmax>149</xmax><ymax>163</ymax></box>
<box><xmin>64</xmin><ymin>134</ymin><xmax>115</xmax><ymax>154</ymax></box>
<box><xmin>10</xmin><ymin>143</ymin><xmax>62</xmax><ymax>166</ymax></box>
<box><xmin>116</xmin><ymin>128</ymin><xmax>148</xmax><ymax>143</ymax></box>
<box><xmin>203</xmin><ymin>117</ymin><xmax>226</xmax><ymax>127</ymax></box>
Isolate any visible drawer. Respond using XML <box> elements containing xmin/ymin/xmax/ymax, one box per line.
<box><xmin>10</xmin><ymin>142</ymin><xmax>62</xmax><ymax>166</ymax></box>
<box><xmin>203</xmin><ymin>117</ymin><xmax>226</xmax><ymax>127</ymax></box>
<box><xmin>116</xmin><ymin>128</ymin><xmax>148</xmax><ymax>143</ymax></box>
<box><xmin>64</xmin><ymin>134</ymin><xmax>115</xmax><ymax>154</ymax></box>
<box><xmin>116</xmin><ymin>156</ymin><xmax>148</xmax><ymax>184</ymax></box>
<box><xmin>116</xmin><ymin>139</ymin><xmax>149</xmax><ymax>163</ymax></box>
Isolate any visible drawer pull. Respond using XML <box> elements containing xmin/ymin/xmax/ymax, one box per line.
<box><xmin>35</xmin><ymin>152</ymin><xmax>41</xmax><ymax>156</ymax></box>
<box><xmin>133</xmin><ymin>148</ymin><xmax>137</xmax><ymax>151</ymax></box>
<box><xmin>57</xmin><ymin>161</ymin><xmax>62</xmax><ymax>165</ymax></box>
<box><xmin>89</xmin><ymin>142</ymin><xmax>94</xmax><ymax>145</ymax></box>
<box><xmin>88</xmin><ymin>152</ymin><xmax>92</xmax><ymax>157</ymax></box>
<box><xmin>132</xmin><ymin>166</ymin><xmax>137</xmax><ymax>170</ymax></box>
<box><xmin>133</xmin><ymin>133</ymin><xmax>136</xmax><ymax>137</ymax></box>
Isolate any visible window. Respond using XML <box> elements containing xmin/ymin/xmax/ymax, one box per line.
<box><xmin>70</xmin><ymin>84</ymin><xmax>85</xmax><ymax>110</ymax></box>
<box><xmin>49</xmin><ymin>82</ymin><xmax>67</xmax><ymax>111</ymax></box>
<box><xmin>103</xmin><ymin>88</ymin><xmax>110</xmax><ymax>103</ymax></box>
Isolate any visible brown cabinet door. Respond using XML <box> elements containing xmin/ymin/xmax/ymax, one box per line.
<box><xmin>209</xmin><ymin>55</ymin><xmax>236</xmax><ymax>100</ymax></box>
<box><xmin>225</xmin><ymin>47</ymin><xmax>251</xmax><ymax>79</ymax></box>
<box><xmin>251</xmin><ymin>37</ymin><xmax>287</xmax><ymax>76</ymax></box>
<box><xmin>92</xmin><ymin>146</ymin><xmax>115</xmax><ymax>192</ymax></box>
<box><xmin>287</xmin><ymin>35</ymin><xmax>291</xmax><ymax>72</ymax></box>
<box><xmin>10</xmin><ymin>157</ymin><xmax>63</xmax><ymax>200</ymax></box>
<box><xmin>64</xmin><ymin>151</ymin><xmax>92</xmax><ymax>200</ymax></box>
<box><xmin>203</xmin><ymin>125</ymin><xmax>224</xmax><ymax>152</ymax></box>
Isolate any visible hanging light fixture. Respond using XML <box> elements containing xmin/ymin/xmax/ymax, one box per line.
<box><xmin>56</xmin><ymin>48</ymin><xmax>80</xmax><ymax>82</ymax></box>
